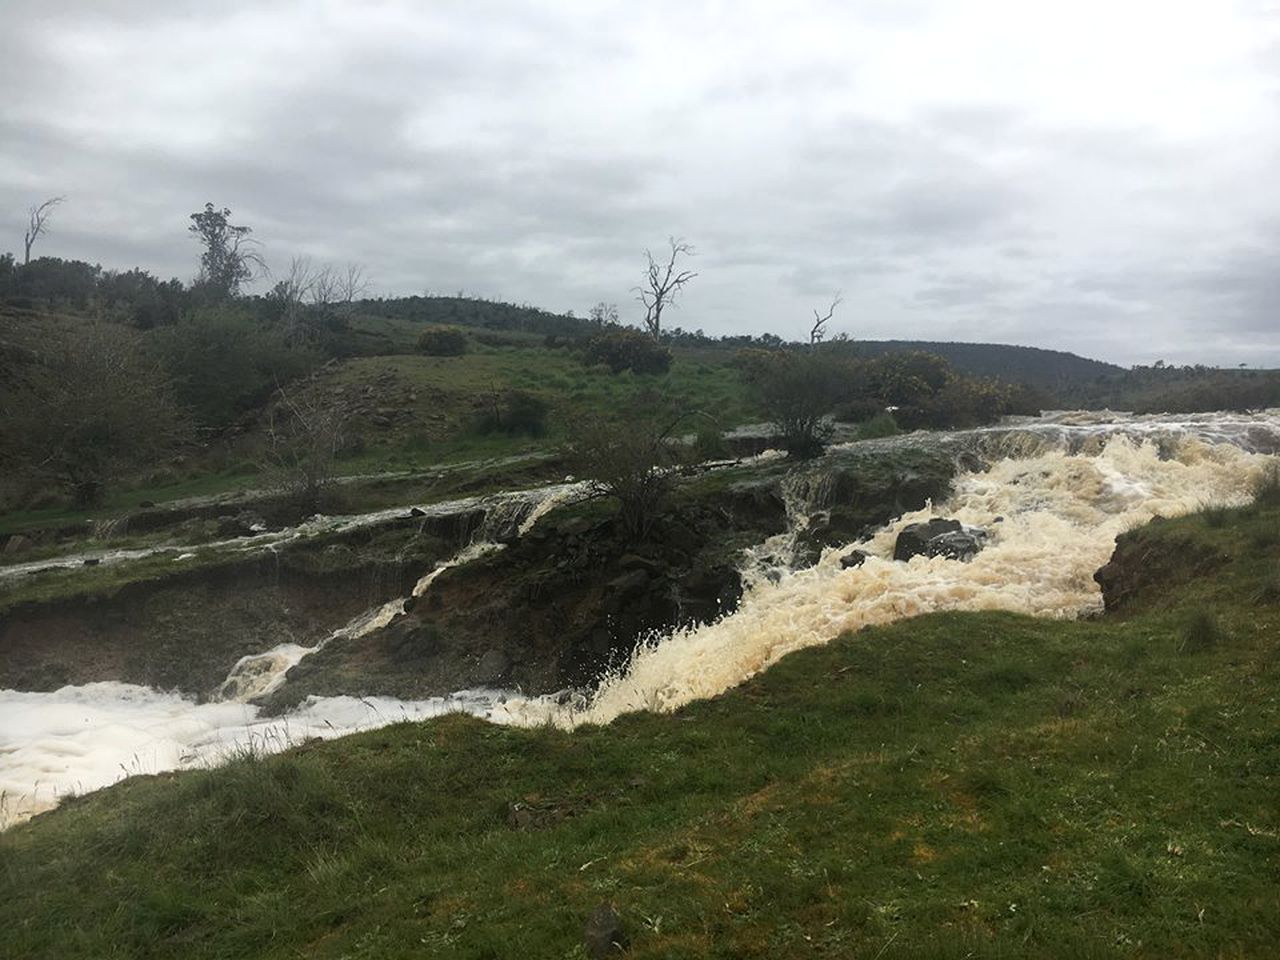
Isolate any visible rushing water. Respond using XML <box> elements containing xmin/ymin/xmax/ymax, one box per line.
<box><xmin>2</xmin><ymin>412</ymin><xmax>1278</xmax><ymax>828</ymax></box>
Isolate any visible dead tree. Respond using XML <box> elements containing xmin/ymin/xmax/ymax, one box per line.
<box><xmin>809</xmin><ymin>293</ymin><xmax>843</xmax><ymax>347</ymax></box>
<box><xmin>636</xmin><ymin>237</ymin><xmax>696</xmax><ymax>341</ymax></box>
<box><xmin>23</xmin><ymin>196</ymin><xmax>65</xmax><ymax>265</ymax></box>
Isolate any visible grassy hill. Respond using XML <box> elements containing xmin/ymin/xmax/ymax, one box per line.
<box><xmin>3</xmin><ymin>500</ymin><xmax>1278</xmax><ymax>958</ymax></box>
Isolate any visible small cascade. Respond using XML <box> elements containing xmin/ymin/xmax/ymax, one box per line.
<box><xmin>216</xmin><ymin>598</ymin><xmax>405</xmax><ymax>702</ymax></box>
<box><xmin>215</xmin><ymin>482</ymin><xmax>588</xmax><ymax>703</ymax></box>
<box><xmin>739</xmin><ymin>467</ymin><xmax>839</xmax><ymax>586</ymax></box>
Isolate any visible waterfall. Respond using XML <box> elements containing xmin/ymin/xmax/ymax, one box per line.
<box><xmin>492</xmin><ymin>431</ymin><xmax>1275</xmax><ymax>729</ymax></box>
<box><xmin>3</xmin><ymin>412</ymin><xmax>1278</xmax><ymax>828</ymax></box>
<box><xmin>215</xmin><ymin>482</ymin><xmax>589</xmax><ymax>704</ymax></box>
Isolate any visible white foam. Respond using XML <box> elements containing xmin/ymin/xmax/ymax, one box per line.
<box><xmin>0</xmin><ymin>682</ymin><xmax>502</xmax><ymax>828</ymax></box>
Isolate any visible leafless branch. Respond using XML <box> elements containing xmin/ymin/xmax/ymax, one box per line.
<box><xmin>634</xmin><ymin>237</ymin><xmax>697</xmax><ymax>341</ymax></box>
<box><xmin>809</xmin><ymin>292</ymin><xmax>843</xmax><ymax>347</ymax></box>
<box><xmin>23</xmin><ymin>196</ymin><xmax>65</xmax><ymax>265</ymax></box>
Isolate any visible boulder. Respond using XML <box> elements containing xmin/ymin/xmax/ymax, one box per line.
<box><xmin>893</xmin><ymin>518</ymin><xmax>986</xmax><ymax>563</ymax></box>
<box><xmin>893</xmin><ymin>518</ymin><xmax>960</xmax><ymax>561</ymax></box>
<box><xmin>839</xmin><ymin>549</ymin><xmax>869</xmax><ymax>569</ymax></box>
<box><xmin>3</xmin><ymin>534</ymin><xmax>32</xmax><ymax>555</ymax></box>
<box><xmin>927</xmin><ymin>529</ymin><xmax>987</xmax><ymax>562</ymax></box>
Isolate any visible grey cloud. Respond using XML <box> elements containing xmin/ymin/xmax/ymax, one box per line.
<box><xmin>1</xmin><ymin>0</ymin><xmax>1279</xmax><ymax>366</ymax></box>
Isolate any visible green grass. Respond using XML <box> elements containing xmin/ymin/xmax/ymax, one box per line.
<box><xmin>2</xmin><ymin>505</ymin><xmax>1279</xmax><ymax>957</ymax></box>
<box><xmin>315</xmin><ymin>342</ymin><xmax>758</xmax><ymax>455</ymax></box>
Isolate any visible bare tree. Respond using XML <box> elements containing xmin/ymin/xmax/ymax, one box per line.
<box><xmin>635</xmin><ymin>237</ymin><xmax>696</xmax><ymax>341</ymax></box>
<box><xmin>588</xmin><ymin>301</ymin><xmax>619</xmax><ymax>327</ymax></box>
<box><xmin>809</xmin><ymin>292</ymin><xmax>843</xmax><ymax>347</ymax></box>
<box><xmin>259</xmin><ymin>386</ymin><xmax>350</xmax><ymax>515</ymax></box>
<box><xmin>23</xmin><ymin>196</ymin><xmax>65</xmax><ymax>265</ymax></box>
<box><xmin>335</xmin><ymin>262</ymin><xmax>368</xmax><ymax>304</ymax></box>
<box><xmin>310</xmin><ymin>262</ymin><xmax>367</xmax><ymax>310</ymax></box>
<box><xmin>271</xmin><ymin>258</ymin><xmax>369</xmax><ymax>343</ymax></box>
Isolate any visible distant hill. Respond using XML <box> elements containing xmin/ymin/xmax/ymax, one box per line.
<box><xmin>852</xmin><ymin>340</ymin><xmax>1123</xmax><ymax>391</ymax></box>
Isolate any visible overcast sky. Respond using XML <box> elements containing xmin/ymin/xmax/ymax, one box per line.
<box><xmin>2</xmin><ymin>1</ymin><xmax>1278</xmax><ymax>366</ymax></box>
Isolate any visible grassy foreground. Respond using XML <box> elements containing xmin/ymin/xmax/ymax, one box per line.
<box><xmin>2</xmin><ymin>506</ymin><xmax>1278</xmax><ymax>958</ymax></box>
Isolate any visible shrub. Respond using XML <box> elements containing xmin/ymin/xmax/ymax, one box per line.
<box><xmin>416</xmin><ymin>326</ymin><xmax>468</xmax><ymax>356</ymax></box>
<box><xmin>580</xmin><ymin>328</ymin><xmax>671</xmax><ymax>375</ymax></box>
<box><xmin>855</xmin><ymin>411</ymin><xmax>899</xmax><ymax>441</ymax></box>
<box><xmin>258</xmin><ymin>389</ymin><xmax>349</xmax><ymax>516</ymax></box>
<box><xmin>1</xmin><ymin>320</ymin><xmax>188</xmax><ymax>506</ymax></box>
<box><xmin>151</xmin><ymin>307</ymin><xmax>319</xmax><ymax>429</ymax></box>
<box><xmin>474</xmin><ymin>390</ymin><xmax>549</xmax><ymax>437</ymax></box>
<box><xmin>568</xmin><ymin>397</ymin><xmax>687</xmax><ymax>540</ymax></box>
<box><xmin>749</xmin><ymin>351</ymin><xmax>846</xmax><ymax>458</ymax></box>
<box><xmin>692</xmin><ymin>424</ymin><xmax>730</xmax><ymax>461</ymax></box>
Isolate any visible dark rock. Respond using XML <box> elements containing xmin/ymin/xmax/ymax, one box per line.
<box><xmin>583</xmin><ymin>903</ymin><xmax>628</xmax><ymax>958</ymax></box>
<box><xmin>138</xmin><ymin>500</ymin><xmax>155</xmax><ymax>509</ymax></box>
<box><xmin>840</xmin><ymin>549</ymin><xmax>869</xmax><ymax>569</ymax></box>
<box><xmin>677</xmin><ymin>564</ymin><xmax>743</xmax><ymax>623</ymax></box>
<box><xmin>927</xmin><ymin>529</ymin><xmax>987</xmax><ymax>562</ymax></box>
<box><xmin>370</xmin><ymin>414</ymin><xmax>392</xmax><ymax>428</ymax></box>
<box><xmin>475</xmin><ymin>648</ymin><xmax>510</xmax><ymax>683</ymax></box>
<box><xmin>607</xmin><ymin>569</ymin><xmax>650</xmax><ymax>596</ymax></box>
<box><xmin>83</xmin><ymin>557</ymin><xmax>100</xmax><ymax>566</ymax></box>
<box><xmin>893</xmin><ymin>518</ymin><xmax>961</xmax><ymax>561</ymax></box>
<box><xmin>3</xmin><ymin>534</ymin><xmax>32</xmax><ymax>555</ymax></box>
<box><xmin>892</xmin><ymin>518</ymin><xmax>987</xmax><ymax>563</ymax></box>
<box><xmin>618</xmin><ymin>553</ymin><xmax>664</xmax><ymax>575</ymax></box>
<box><xmin>409</xmin><ymin>507</ymin><xmax>426</xmax><ymax>518</ymax></box>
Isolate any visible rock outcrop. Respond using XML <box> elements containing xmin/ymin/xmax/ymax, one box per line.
<box><xmin>893</xmin><ymin>518</ymin><xmax>987</xmax><ymax>562</ymax></box>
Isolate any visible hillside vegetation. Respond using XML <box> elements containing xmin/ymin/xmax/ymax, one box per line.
<box><xmin>3</xmin><ymin>499</ymin><xmax>1278</xmax><ymax>959</ymax></box>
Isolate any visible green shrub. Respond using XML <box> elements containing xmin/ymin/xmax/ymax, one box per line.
<box><xmin>474</xmin><ymin>390</ymin><xmax>549</xmax><ymax>437</ymax></box>
<box><xmin>856</xmin><ymin>411</ymin><xmax>900</xmax><ymax>440</ymax></box>
<box><xmin>692</xmin><ymin>424</ymin><xmax>729</xmax><ymax>461</ymax></box>
<box><xmin>580</xmin><ymin>328</ymin><xmax>671</xmax><ymax>375</ymax></box>
<box><xmin>416</xmin><ymin>326</ymin><xmax>468</xmax><ymax>356</ymax></box>
<box><xmin>748</xmin><ymin>350</ymin><xmax>843</xmax><ymax>459</ymax></box>
<box><xmin>151</xmin><ymin>307</ymin><xmax>318</xmax><ymax>428</ymax></box>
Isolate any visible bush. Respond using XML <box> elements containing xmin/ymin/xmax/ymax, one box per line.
<box><xmin>151</xmin><ymin>307</ymin><xmax>319</xmax><ymax>429</ymax></box>
<box><xmin>257</xmin><ymin>389</ymin><xmax>349</xmax><ymax>516</ymax></box>
<box><xmin>416</xmin><ymin>326</ymin><xmax>468</xmax><ymax>356</ymax></box>
<box><xmin>580</xmin><ymin>328</ymin><xmax>671</xmax><ymax>375</ymax></box>
<box><xmin>567</xmin><ymin>397</ymin><xmax>687</xmax><ymax>540</ymax></box>
<box><xmin>0</xmin><ymin>320</ymin><xmax>187</xmax><ymax>506</ymax></box>
<box><xmin>748</xmin><ymin>351</ymin><xmax>845</xmax><ymax>458</ymax></box>
<box><xmin>692</xmin><ymin>424</ymin><xmax>730</xmax><ymax>461</ymax></box>
<box><xmin>855</xmin><ymin>411</ymin><xmax>899</xmax><ymax>441</ymax></box>
<box><xmin>474</xmin><ymin>390</ymin><xmax>549</xmax><ymax>437</ymax></box>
